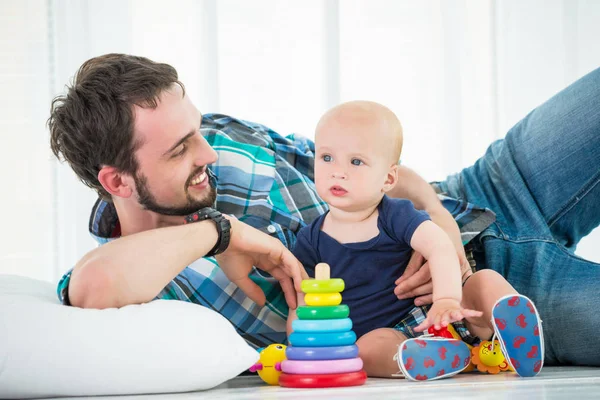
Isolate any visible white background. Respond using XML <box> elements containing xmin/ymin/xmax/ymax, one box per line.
<box><xmin>1</xmin><ymin>0</ymin><xmax>599</xmax><ymax>283</ymax></box>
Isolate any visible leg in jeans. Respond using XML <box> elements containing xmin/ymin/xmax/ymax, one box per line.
<box><xmin>442</xmin><ymin>67</ymin><xmax>600</xmax><ymax>366</ymax></box>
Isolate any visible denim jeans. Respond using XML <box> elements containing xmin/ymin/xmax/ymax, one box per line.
<box><xmin>440</xmin><ymin>67</ymin><xmax>600</xmax><ymax>366</ymax></box>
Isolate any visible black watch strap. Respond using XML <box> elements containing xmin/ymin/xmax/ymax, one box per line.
<box><xmin>184</xmin><ymin>207</ymin><xmax>231</xmax><ymax>257</ymax></box>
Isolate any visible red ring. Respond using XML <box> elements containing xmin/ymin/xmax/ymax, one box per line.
<box><xmin>279</xmin><ymin>370</ymin><xmax>367</xmax><ymax>388</ymax></box>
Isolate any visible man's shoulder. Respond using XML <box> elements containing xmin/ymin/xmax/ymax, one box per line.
<box><xmin>201</xmin><ymin>113</ymin><xmax>278</xmax><ymax>150</ymax></box>
<box><xmin>201</xmin><ymin>113</ymin><xmax>268</xmax><ymax>136</ymax></box>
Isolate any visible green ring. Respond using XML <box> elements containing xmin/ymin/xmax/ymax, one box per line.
<box><xmin>301</xmin><ymin>279</ymin><xmax>345</xmax><ymax>294</ymax></box>
<box><xmin>297</xmin><ymin>305</ymin><xmax>350</xmax><ymax>320</ymax></box>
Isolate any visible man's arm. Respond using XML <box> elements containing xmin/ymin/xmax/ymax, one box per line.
<box><xmin>69</xmin><ymin>221</ymin><xmax>219</xmax><ymax>309</ymax></box>
<box><xmin>69</xmin><ymin>217</ymin><xmax>307</xmax><ymax>310</ymax></box>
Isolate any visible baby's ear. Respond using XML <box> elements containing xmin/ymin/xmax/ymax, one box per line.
<box><xmin>383</xmin><ymin>164</ymin><xmax>399</xmax><ymax>192</ymax></box>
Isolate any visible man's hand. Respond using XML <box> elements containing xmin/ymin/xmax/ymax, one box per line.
<box><xmin>413</xmin><ymin>298</ymin><xmax>482</xmax><ymax>332</ymax></box>
<box><xmin>215</xmin><ymin>216</ymin><xmax>308</xmax><ymax>310</ymax></box>
<box><xmin>394</xmin><ymin>250</ymin><xmax>472</xmax><ymax>306</ymax></box>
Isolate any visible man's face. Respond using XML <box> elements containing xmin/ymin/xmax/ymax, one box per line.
<box><xmin>130</xmin><ymin>85</ymin><xmax>218</xmax><ymax>216</ymax></box>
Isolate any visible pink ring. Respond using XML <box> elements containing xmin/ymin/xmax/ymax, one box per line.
<box><xmin>281</xmin><ymin>357</ymin><xmax>363</xmax><ymax>374</ymax></box>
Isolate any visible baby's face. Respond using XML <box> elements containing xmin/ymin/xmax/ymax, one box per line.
<box><xmin>315</xmin><ymin>121</ymin><xmax>397</xmax><ymax>212</ymax></box>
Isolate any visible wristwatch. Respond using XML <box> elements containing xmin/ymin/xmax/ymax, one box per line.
<box><xmin>184</xmin><ymin>207</ymin><xmax>232</xmax><ymax>257</ymax></box>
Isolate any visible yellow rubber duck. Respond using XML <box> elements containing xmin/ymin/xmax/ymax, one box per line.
<box><xmin>249</xmin><ymin>344</ymin><xmax>287</xmax><ymax>385</ymax></box>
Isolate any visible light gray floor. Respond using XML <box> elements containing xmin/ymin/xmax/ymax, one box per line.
<box><xmin>53</xmin><ymin>367</ymin><xmax>600</xmax><ymax>400</ymax></box>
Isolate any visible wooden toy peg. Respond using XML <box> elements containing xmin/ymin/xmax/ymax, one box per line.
<box><xmin>315</xmin><ymin>263</ymin><xmax>330</xmax><ymax>280</ymax></box>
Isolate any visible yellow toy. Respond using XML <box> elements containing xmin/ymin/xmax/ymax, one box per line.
<box><xmin>249</xmin><ymin>344</ymin><xmax>287</xmax><ymax>385</ymax></box>
<box><xmin>470</xmin><ymin>340</ymin><xmax>512</xmax><ymax>374</ymax></box>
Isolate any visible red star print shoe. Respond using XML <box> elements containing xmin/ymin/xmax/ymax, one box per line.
<box><xmin>491</xmin><ymin>294</ymin><xmax>544</xmax><ymax>377</ymax></box>
<box><xmin>396</xmin><ymin>337</ymin><xmax>471</xmax><ymax>381</ymax></box>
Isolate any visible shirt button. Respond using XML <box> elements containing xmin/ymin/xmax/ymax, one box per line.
<box><xmin>267</xmin><ymin>225</ymin><xmax>276</xmax><ymax>233</ymax></box>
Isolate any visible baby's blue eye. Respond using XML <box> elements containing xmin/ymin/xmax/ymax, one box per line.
<box><xmin>323</xmin><ymin>155</ymin><xmax>332</xmax><ymax>162</ymax></box>
<box><xmin>351</xmin><ymin>158</ymin><xmax>363</xmax><ymax>166</ymax></box>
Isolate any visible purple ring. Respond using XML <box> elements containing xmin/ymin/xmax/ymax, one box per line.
<box><xmin>286</xmin><ymin>345</ymin><xmax>359</xmax><ymax>361</ymax></box>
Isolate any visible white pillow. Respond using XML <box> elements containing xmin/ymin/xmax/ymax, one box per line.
<box><xmin>0</xmin><ymin>275</ymin><xmax>258</xmax><ymax>399</ymax></box>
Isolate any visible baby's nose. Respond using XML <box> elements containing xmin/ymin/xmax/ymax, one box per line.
<box><xmin>332</xmin><ymin>171</ymin><xmax>347</xmax><ymax>179</ymax></box>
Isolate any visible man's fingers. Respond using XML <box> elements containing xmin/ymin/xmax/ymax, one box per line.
<box><xmin>396</xmin><ymin>281</ymin><xmax>433</xmax><ymax>300</ymax></box>
<box><xmin>269</xmin><ymin>244</ymin><xmax>308</xmax><ymax>291</ymax></box>
<box><xmin>269</xmin><ymin>268</ymin><xmax>298</xmax><ymax>309</ymax></box>
<box><xmin>414</xmin><ymin>294</ymin><xmax>433</xmax><ymax>306</ymax></box>
<box><xmin>395</xmin><ymin>262</ymin><xmax>431</xmax><ymax>295</ymax></box>
<box><xmin>395</xmin><ymin>252</ymin><xmax>424</xmax><ymax>285</ymax></box>
<box><xmin>233</xmin><ymin>276</ymin><xmax>266</xmax><ymax>306</ymax></box>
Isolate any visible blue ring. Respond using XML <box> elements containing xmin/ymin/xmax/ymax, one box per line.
<box><xmin>286</xmin><ymin>345</ymin><xmax>359</xmax><ymax>360</ymax></box>
<box><xmin>289</xmin><ymin>331</ymin><xmax>357</xmax><ymax>347</ymax></box>
<box><xmin>292</xmin><ymin>318</ymin><xmax>352</xmax><ymax>333</ymax></box>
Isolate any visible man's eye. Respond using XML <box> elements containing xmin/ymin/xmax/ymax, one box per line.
<box><xmin>351</xmin><ymin>158</ymin><xmax>363</xmax><ymax>166</ymax></box>
<box><xmin>173</xmin><ymin>144</ymin><xmax>187</xmax><ymax>157</ymax></box>
<box><xmin>322</xmin><ymin>155</ymin><xmax>332</xmax><ymax>162</ymax></box>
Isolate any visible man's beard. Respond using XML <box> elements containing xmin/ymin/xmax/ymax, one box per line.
<box><xmin>134</xmin><ymin>168</ymin><xmax>217</xmax><ymax>216</ymax></box>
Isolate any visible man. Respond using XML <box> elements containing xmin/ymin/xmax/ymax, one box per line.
<box><xmin>49</xmin><ymin>54</ymin><xmax>599</xmax><ymax>365</ymax></box>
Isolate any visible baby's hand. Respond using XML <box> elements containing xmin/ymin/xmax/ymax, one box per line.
<box><xmin>413</xmin><ymin>298</ymin><xmax>482</xmax><ymax>333</ymax></box>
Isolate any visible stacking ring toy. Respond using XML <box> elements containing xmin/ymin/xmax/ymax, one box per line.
<box><xmin>301</xmin><ymin>279</ymin><xmax>345</xmax><ymax>293</ymax></box>
<box><xmin>279</xmin><ymin>370</ymin><xmax>367</xmax><ymax>388</ymax></box>
<box><xmin>289</xmin><ymin>331</ymin><xmax>357</xmax><ymax>347</ymax></box>
<box><xmin>292</xmin><ymin>318</ymin><xmax>352</xmax><ymax>333</ymax></box>
<box><xmin>305</xmin><ymin>292</ymin><xmax>342</xmax><ymax>306</ymax></box>
<box><xmin>282</xmin><ymin>357</ymin><xmax>363</xmax><ymax>374</ymax></box>
<box><xmin>286</xmin><ymin>345</ymin><xmax>359</xmax><ymax>361</ymax></box>
<box><xmin>297</xmin><ymin>305</ymin><xmax>349</xmax><ymax>320</ymax></box>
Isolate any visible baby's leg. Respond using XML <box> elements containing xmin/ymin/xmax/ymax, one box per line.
<box><xmin>461</xmin><ymin>269</ymin><xmax>543</xmax><ymax>377</ymax></box>
<box><xmin>356</xmin><ymin>328</ymin><xmax>408</xmax><ymax>377</ymax></box>
<box><xmin>461</xmin><ymin>269</ymin><xmax>518</xmax><ymax>339</ymax></box>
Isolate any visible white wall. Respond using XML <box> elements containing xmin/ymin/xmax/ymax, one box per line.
<box><xmin>0</xmin><ymin>0</ymin><xmax>55</xmax><ymax>281</ymax></box>
<box><xmin>0</xmin><ymin>0</ymin><xmax>599</xmax><ymax>283</ymax></box>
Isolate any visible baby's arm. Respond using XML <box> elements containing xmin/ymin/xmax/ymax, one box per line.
<box><xmin>410</xmin><ymin>220</ymin><xmax>462</xmax><ymax>302</ymax></box>
<box><xmin>409</xmin><ymin>220</ymin><xmax>482</xmax><ymax>331</ymax></box>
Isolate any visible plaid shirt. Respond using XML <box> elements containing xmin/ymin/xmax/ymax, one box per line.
<box><xmin>57</xmin><ymin>113</ymin><xmax>495</xmax><ymax>348</ymax></box>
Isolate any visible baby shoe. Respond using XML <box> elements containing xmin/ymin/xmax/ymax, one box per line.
<box><xmin>491</xmin><ymin>294</ymin><xmax>544</xmax><ymax>377</ymax></box>
<box><xmin>397</xmin><ymin>337</ymin><xmax>471</xmax><ymax>381</ymax></box>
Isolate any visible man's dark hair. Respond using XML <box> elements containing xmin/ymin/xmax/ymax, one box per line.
<box><xmin>48</xmin><ymin>53</ymin><xmax>184</xmax><ymax>200</ymax></box>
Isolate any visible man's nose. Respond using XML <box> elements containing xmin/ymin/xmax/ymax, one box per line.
<box><xmin>194</xmin><ymin>137</ymin><xmax>218</xmax><ymax>166</ymax></box>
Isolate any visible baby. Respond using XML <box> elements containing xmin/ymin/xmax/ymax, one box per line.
<box><xmin>288</xmin><ymin>101</ymin><xmax>544</xmax><ymax>381</ymax></box>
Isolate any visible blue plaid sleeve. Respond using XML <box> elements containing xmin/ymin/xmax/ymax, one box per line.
<box><xmin>57</xmin><ymin>269</ymin><xmax>73</xmax><ymax>305</ymax></box>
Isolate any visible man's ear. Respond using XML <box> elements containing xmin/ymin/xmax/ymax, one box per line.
<box><xmin>98</xmin><ymin>166</ymin><xmax>134</xmax><ymax>198</ymax></box>
<box><xmin>382</xmin><ymin>164</ymin><xmax>399</xmax><ymax>193</ymax></box>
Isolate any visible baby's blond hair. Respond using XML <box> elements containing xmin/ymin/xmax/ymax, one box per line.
<box><xmin>316</xmin><ymin>100</ymin><xmax>403</xmax><ymax>164</ymax></box>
